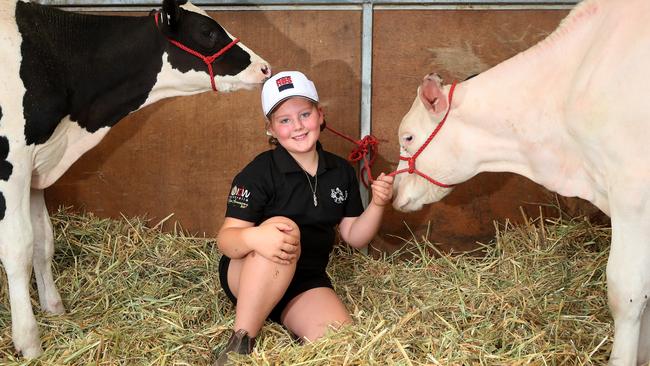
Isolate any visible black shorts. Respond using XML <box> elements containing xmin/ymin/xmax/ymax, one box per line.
<box><xmin>218</xmin><ymin>255</ymin><xmax>333</xmax><ymax>323</ymax></box>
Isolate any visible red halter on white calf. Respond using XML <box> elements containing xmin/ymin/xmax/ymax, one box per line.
<box><xmin>388</xmin><ymin>81</ymin><xmax>457</xmax><ymax>188</ymax></box>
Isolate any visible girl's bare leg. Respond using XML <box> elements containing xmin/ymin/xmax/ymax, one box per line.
<box><xmin>227</xmin><ymin>250</ymin><xmax>297</xmax><ymax>336</ymax></box>
<box><xmin>281</xmin><ymin>287</ymin><xmax>351</xmax><ymax>341</ymax></box>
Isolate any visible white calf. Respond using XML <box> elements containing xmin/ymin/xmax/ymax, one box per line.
<box><xmin>392</xmin><ymin>0</ymin><xmax>650</xmax><ymax>364</ymax></box>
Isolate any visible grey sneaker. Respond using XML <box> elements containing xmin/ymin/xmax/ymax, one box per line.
<box><xmin>213</xmin><ymin>329</ymin><xmax>255</xmax><ymax>366</ymax></box>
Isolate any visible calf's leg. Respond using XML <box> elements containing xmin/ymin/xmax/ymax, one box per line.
<box><xmin>606</xmin><ymin>209</ymin><xmax>650</xmax><ymax>366</ymax></box>
<box><xmin>637</xmin><ymin>306</ymin><xmax>650</xmax><ymax>365</ymax></box>
<box><xmin>0</xmin><ymin>184</ymin><xmax>42</xmax><ymax>357</ymax></box>
<box><xmin>30</xmin><ymin>188</ymin><xmax>64</xmax><ymax>314</ymax></box>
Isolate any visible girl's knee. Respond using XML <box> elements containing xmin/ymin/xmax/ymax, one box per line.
<box><xmin>261</xmin><ymin>216</ymin><xmax>300</xmax><ymax>236</ymax></box>
<box><xmin>260</xmin><ymin>216</ymin><xmax>301</xmax><ymax>257</ymax></box>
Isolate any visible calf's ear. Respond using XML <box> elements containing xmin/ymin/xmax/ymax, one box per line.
<box><xmin>419</xmin><ymin>73</ymin><xmax>448</xmax><ymax>114</ymax></box>
<box><xmin>162</xmin><ymin>0</ymin><xmax>187</xmax><ymax>29</ymax></box>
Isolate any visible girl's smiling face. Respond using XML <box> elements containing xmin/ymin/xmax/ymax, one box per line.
<box><xmin>268</xmin><ymin>97</ymin><xmax>323</xmax><ymax>155</ymax></box>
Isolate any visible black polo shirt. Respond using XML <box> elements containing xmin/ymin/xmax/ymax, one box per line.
<box><xmin>226</xmin><ymin>142</ymin><xmax>364</xmax><ymax>274</ymax></box>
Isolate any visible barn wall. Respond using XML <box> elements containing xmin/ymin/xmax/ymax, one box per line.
<box><xmin>44</xmin><ymin>6</ymin><xmax>601</xmax><ymax>252</ymax></box>
<box><xmin>45</xmin><ymin>9</ymin><xmax>363</xmax><ymax>235</ymax></box>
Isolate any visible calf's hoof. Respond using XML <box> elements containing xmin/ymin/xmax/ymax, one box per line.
<box><xmin>43</xmin><ymin>299</ymin><xmax>65</xmax><ymax>315</ymax></box>
<box><xmin>14</xmin><ymin>326</ymin><xmax>43</xmax><ymax>359</ymax></box>
<box><xmin>17</xmin><ymin>343</ymin><xmax>43</xmax><ymax>359</ymax></box>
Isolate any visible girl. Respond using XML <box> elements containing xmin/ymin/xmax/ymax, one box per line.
<box><xmin>214</xmin><ymin>71</ymin><xmax>393</xmax><ymax>365</ymax></box>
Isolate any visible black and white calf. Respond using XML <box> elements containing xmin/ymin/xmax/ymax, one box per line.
<box><xmin>0</xmin><ymin>0</ymin><xmax>270</xmax><ymax>357</ymax></box>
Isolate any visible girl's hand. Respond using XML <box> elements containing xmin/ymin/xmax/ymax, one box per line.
<box><xmin>251</xmin><ymin>218</ymin><xmax>300</xmax><ymax>265</ymax></box>
<box><xmin>370</xmin><ymin>173</ymin><xmax>394</xmax><ymax>207</ymax></box>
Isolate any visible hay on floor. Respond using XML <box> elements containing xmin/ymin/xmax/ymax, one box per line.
<box><xmin>0</xmin><ymin>208</ymin><xmax>612</xmax><ymax>365</ymax></box>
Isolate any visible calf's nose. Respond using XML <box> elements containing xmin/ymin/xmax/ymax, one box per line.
<box><xmin>393</xmin><ymin>196</ymin><xmax>411</xmax><ymax>212</ymax></box>
<box><xmin>261</xmin><ymin>64</ymin><xmax>271</xmax><ymax>78</ymax></box>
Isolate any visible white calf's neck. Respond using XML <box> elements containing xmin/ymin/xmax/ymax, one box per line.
<box><xmin>441</xmin><ymin>4</ymin><xmax>612</xmax><ymax>212</ymax></box>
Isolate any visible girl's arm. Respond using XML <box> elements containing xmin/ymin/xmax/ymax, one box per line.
<box><xmin>217</xmin><ymin>217</ymin><xmax>300</xmax><ymax>264</ymax></box>
<box><xmin>217</xmin><ymin>217</ymin><xmax>257</xmax><ymax>259</ymax></box>
<box><xmin>338</xmin><ymin>173</ymin><xmax>394</xmax><ymax>249</ymax></box>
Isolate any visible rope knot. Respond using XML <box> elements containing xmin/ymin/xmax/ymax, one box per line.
<box><xmin>206</xmin><ymin>54</ymin><xmax>218</xmax><ymax>64</ymax></box>
<box><xmin>348</xmin><ymin>135</ymin><xmax>378</xmax><ymax>163</ymax></box>
<box><xmin>407</xmin><ymin>157</ymin><xmax>416</xmax><ymax>174</ymax></box>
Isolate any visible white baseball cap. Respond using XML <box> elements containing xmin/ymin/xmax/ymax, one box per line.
<box><xmin>261</xmin><ymin>71</ymin><xmax>319</xmax><ymax>117</ymax></box>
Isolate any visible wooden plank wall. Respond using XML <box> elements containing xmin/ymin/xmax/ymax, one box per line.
<box><xmin>45</xmin><ymin>7</ymin><xmax>602</xmax><ymax>252</ymax></box>
<box><xmin>45</xmin><ymin>9</ymin><xmax>362</xmax><ymax>234</ymax></box>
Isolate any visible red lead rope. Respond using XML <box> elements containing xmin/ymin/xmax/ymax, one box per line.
<box><xmin>325</xmin><ymin>125</ymin><xmax>379</xmax><ymax>188</ymax></box>
<box><xmin>329</xmin><ymin>81</ymin><xmax>457</xmax><ymax>189</ymax></box>
<box><xmin>154</xmin><ymin>12</ymin><xmax>239</xmax><ymax>92</ymax></box>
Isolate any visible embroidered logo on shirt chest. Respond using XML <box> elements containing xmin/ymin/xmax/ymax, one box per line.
<box><xmin>330</xmin><ymin>187</ymin><xmax>348</xmax><ymax>204</ymax></box>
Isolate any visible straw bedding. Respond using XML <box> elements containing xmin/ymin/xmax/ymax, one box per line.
<box><xmin>0</xmin><ymin>208</ymin><xmax>612</xmax><ymax>365</ymax></box>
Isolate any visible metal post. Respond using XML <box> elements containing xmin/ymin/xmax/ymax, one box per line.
<box><xmin>359</xmin><ymin>1</ymin><xmax>373</xmax><ymax>208</ymax></box>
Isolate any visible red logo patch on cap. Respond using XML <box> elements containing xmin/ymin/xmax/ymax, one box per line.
<box><xmin>276</xmin><ymin>76</ymin><xmax>294</xmax><ymax>91</ymax></box>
